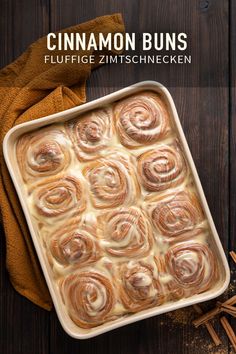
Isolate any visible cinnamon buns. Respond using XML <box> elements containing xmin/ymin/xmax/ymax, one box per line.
<box><xmin>15</xmin><ymin>90</ymin><xmax>220</xmax><ymax>330</ymax></box>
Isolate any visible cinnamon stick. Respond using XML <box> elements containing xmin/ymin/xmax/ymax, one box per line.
<box><xmin>193</xmin><ymin>295</ymin><xmax>236</xmax><ymax>327</ymax></box>
<box><xmin>230</xmin><ymin>251</ymin><xmax>236</xmax><ymax>264</ymax></box>
<box><xmin>220</xmin><ymin>303</ymin><xmax>236</xmax><ymax>317</ymax></box>
<box><xmin>193</xmin><ymin>304</ymin><xmax>221</xmax><ymax>346</ymax></box>
<box><xmin>220</xmin><ymin>316</ymin><xmax>236</xmax><ymax>352</ymax></box>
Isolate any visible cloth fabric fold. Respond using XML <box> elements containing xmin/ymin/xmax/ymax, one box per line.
<box><xmin>0</xmin><ymin>13</ymin><xmax>125</xmax><ymax>310</ymax></box>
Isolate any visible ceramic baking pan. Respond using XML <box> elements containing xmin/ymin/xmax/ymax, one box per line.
<box><xmin>3</xmin><ymin>81</ymin><xmax>230</xmax><ymax>339</ymax></box>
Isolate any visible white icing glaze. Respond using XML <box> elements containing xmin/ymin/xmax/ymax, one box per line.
<box><xmin>15</xmin><ymin>92</ymin><xmax>219</xmax><ymax>329</ymax></box>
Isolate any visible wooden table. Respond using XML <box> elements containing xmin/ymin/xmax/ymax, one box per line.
<box><xmin>0</xmin><ymin>0</ymin><xmax>235</xmax><ymax>353</ymax></box>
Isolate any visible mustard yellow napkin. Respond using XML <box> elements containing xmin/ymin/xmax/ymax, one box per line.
<box><xmin>0</xmin><ymin>13</ymin><xmax>125</xmax><ymax>310</ymax></box>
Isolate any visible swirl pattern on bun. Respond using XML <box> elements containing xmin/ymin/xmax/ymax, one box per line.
<box><xmin>49</xmin><ymin>219</ymin><xmax>101</xmax><ymax>268</ymax></box>
<box><xmin>60</xmin><ymin>271</ymin><xmax>115</xmax><ymax>328</ymax></box>
<box><xmin>114</xmin><ymin>92</ymin><xmax>170</xmax><ymax>148</ymax></box>
<box><xmin>137</xmin><ymin>142</ymin><xmax>187</xmax><ymax>193</ymax></box>
<box><xmin>66</xmin><ymin>109</ymin><xmax>113</xmax><ymax>161</ymax></box>
<box><xmin>98</xmin><ymin>207</ymin><xmax>153</xmax><ymax>258</ymax></box>
<box><xmin>119</xmin><ymin>261</ymin><xmax>165</xmax><ymax>312</ymax></box>
<box><xmin>32</xmin><ymin>175</ymin><xmax>86</xmax><ymax>222</ymax></box>
<box><xmin>147</xmin><ymin>190</ymin><xmax>204</xmax><ymax>243</ymax></box>
<box><xmin>156</xmin><ymin>241</ymin><xmax>218</xmax><ymax>299</ymax></box>
<box><xmin>17</xmin><ymin>128</ymin><xmax>71</xmax><ymax>183</ymax></box>
<box><xmin>83</xmin><ymin>153</ymin><xmax>139</xmax><ymax>209</ymax></box>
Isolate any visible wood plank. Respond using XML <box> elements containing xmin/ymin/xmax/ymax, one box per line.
<box><xmin>0</xmin><ymin>1</ymin><xmax>50</xmax><ymax>353</ymax></box>
<box><xmin>228</xmin><ymin>0</ymin><xmax>236</xmax><ymax>351</ymax></box>
<box><xmin>0</xmin><ymin>0</ymin><xmax>230</xmax><ymax>353</ymax></box>
<box><xmin>0</xmin><ymin>224</ymin><xmax>50</xmax><ymax>354</ymax></box>
<box><xmin>0</xmin><ymin>0</ymin><xmax>14</xmax><ymax>68</ymax></box>
<box><xmin>229</xmin><ymin>0</ymin><xmax>236</xmax><ymax>266</ymax></box>
<box><xmin>0</xmin><ymin>0</ymin><xmax>50</xmax><ymax>68</ymax></box>
<box><xmin>49</xmin><ymin>1</ymin><xmax>230</xmax><ymax>353</ymax></box>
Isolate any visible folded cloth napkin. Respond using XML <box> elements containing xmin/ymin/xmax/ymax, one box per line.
<box><xmin>0</xmin><ymin>13</ymin><xmax>125</xmax><ymax>310</ymax></box>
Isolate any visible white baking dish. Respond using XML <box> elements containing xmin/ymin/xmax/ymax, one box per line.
<box><xmin>3</xmin><ymin>81</ymin><xmax>230</xmax><ymax>339</ymax></box>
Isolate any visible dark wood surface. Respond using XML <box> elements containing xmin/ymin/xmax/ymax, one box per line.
<box><xmin>0</xmin><ymin>0</ymin><xmax>234</xmax><ymax>353</ymax></box>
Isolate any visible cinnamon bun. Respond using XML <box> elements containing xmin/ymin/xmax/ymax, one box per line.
<box><xmin>147</xmin><ymin>190</ymin><xmax>204</xmax><ymax>242</ymax></box>
<box><xmin>65</xmin><ymin>108</ymin><xmax>113</xmax><ymax>161</ymax></box>
<box><xmin>60</xmin><ymin>271</ymin><xmax>115</xmax><ymax>328</ymax></box>
<box><xmin>16</xmin><ymin>127</ymin><xmax>71</xmax><ymax>183</ymax></box>
<box><xmin>49</xmin><ymin>219</ymin><xmax>101</xmax><ymax>268</ymax></box>
<box><xmin>138</xmin><ymin>142</ymin><xmax>187</xmax><ymax>193</ymax></box>
<box><xmin>119</xmin><ymin>261</ymin><xmax>165</xmax><ymax>312</ymax></box>
<box><xmin>156</xmin><ymin>241</ymin><xmax>218</xmax><ymax>299</ymax></box>
<box><xmin>114</xmin><ymin>92</ymin><xmax>170</xmax><ymax>148</ymax></box>
<box><xmin>83</xmin><ymin>153</ymin><xmax>139</xmax><ymax>209</ymax></box>
<box><xmin>32</xmin><ymin>175</ymin><xmax>86</xmax><ymax>223</ymax></box>
<box><xmin>98</xmin><ymin>207</ymin><xmax>153</xmax><ymax>258</ymax></box>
